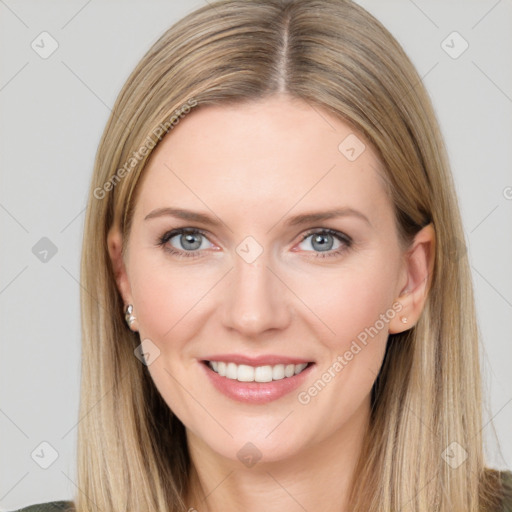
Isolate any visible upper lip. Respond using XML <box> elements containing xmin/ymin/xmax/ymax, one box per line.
<box><xmin>201</xmin><ymin>354</ymin><xmax>314</xmax><ymax>366</ymax></box>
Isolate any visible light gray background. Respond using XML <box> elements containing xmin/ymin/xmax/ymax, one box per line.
<box><xmin>1</xmin><ymin>0</ymin><xmax>511</xmax><ymax>509</ymax></box>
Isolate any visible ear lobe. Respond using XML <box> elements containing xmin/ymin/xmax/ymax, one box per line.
<box><xmin>107</xmin><ymin>226</ymin><xmax>132</xmax><ymax>306</ymax></box>
<box><xmin>389</xmin><ymin>223</ymin><xmax>436</xmax><ymax>334</ymax></box>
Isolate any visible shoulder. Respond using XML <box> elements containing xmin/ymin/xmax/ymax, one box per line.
<box><xmin>8</xmin><ymin>501</ymin><xmax>74</xmax><ymax>512</ymax></box>
<box><xmin>500</xmin><ymin>470</ymin><xmax>512</xmax><ymax>511</ymax></box>
<box><xmin>4</xmin><ymin>474</ymin><xmax>512</xmax><ymax>511</ymax></box>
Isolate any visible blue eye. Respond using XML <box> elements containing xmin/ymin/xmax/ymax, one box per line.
<box><xmin>157</xmin><ymin>227</ymin><xmax>352</xmax><ymax>259</ymax></box>
<box><xmin>158</xmin><ymin>228</ymin><xmax>212</xmax><ymax>258</ymax></box>
<box><xmin>298</xmin><ymin>229</ymin><xmax>352</xmax><ymax>258</ymax></box>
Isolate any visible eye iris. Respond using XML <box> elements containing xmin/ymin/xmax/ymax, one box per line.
<box><xmin>312</xmin><ymin>233</ymin><xmax>333</xmax><ymax>252</ymax></box>
<box><xmin>168</xmin><ymin>231</ymin><xmax>341</xmax><ymax>253</ymax></box>
<box><xmin>180</xmin><ymin>233</ymin><xmax>202</xmax><ymax>250</ymax></box>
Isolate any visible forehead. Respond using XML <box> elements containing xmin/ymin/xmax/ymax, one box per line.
<box><xmin>134</xmin><ymin>96</ymin><xmax>391</xmax><ymax>227</ymax></box>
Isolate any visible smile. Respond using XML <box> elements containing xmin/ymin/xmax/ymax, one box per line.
<box><xmin>200</xmin><ymin>359</ymin><xmax>315</xmax><ymax>404</ymax></box>
<box><xmin>207</xmin><ymin>361</ymin><xmax>311</xmax><ymax>382</ymax></box>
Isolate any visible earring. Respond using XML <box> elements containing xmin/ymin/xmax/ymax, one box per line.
<box><xmin>125</xmin><ymin>304</ymin><xmax>136</xmax><ymax>328</ymax></box>
<box><xmin>400</xmin><ymin>316</ymin><xmax>408</xmax><ymax>324</ymax></box>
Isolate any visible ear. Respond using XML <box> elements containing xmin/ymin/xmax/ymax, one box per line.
<box><xmin>107</xmin><ymin>225</ymin><xmax>139</xmax><ymax>331</ymax></box>
<box><xmin>389</xmin><ymin>223</ymin><xmax>436</xmax><ymax>334</ymax></box>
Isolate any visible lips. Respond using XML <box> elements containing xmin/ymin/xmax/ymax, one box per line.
<box><xmin>199</xmin><ymin>354</ymin><xmax>315</xmax><ymax>403</ymax></box>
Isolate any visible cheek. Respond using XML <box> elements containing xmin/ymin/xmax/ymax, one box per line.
<box><xmin>292</xmin><ymin>257</ymin><xmax>399</xmax><ymax>411</ymax></box>
<box><xmin>292</xmin><ymin>259</ymin><xmax>398</xmax><ymax>351</ymax></box>
<box><xmin>129</xmin><ymin>249</ymin><xmax>213</xmax><ymax>342</ymax></box>
<box><xmin>291</xmin><ymin>264</ymin><xmax>396</xmax><ymax>431</ymax></box>
<box><xmin>128</xmin><ymin>251</ymin><xmax>209</xmax><ymax>414</ymax></box>
<box><xmin>132</xmin><ymin>267</ymin><xmax>178</xmax><ymax>340</ymax></box>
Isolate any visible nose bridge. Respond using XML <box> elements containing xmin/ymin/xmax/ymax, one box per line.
<box><xmin>222</xmin><ymin>246</ymin><xmax>290</xmax><ymax>335</ymax></box>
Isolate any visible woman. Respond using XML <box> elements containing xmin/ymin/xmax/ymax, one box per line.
<box><xmin>13</xmin><ymin>0</ymin><xmax>511</xmax><ymax>510</ymax></box>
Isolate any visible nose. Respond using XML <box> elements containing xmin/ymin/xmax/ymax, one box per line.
<box><xmin>221</xmin><ymin>251</ymin><xmax>292</xmax><ymax>336</ymax></box>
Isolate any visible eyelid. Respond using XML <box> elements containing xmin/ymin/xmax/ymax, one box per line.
<box><xmin>299</xmin><ymin>227</ymin><xmax>352</xmax><ymax>244</ymax></box>
<box><xmin>293</xmin><ymin>227</ymin><xmax>352</xmax><ymax>259</ymax></box>
<box><xmin>158</xmin><ymin>226</ymin><xmax>216</xmax><ymax>253</ymax></box>
<box><xmin>158</xmin><ymin>226</ymin><xmax>352</xmax><ymax>259</ymax></box>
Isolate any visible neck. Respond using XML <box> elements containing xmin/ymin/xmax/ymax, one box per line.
<box><xmin>184</xmin><ymin>399</ymin><xmax>370</xmax><ymax>512</ymax></box>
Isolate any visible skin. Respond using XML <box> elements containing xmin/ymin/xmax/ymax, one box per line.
<box><xmin>108</xmin><ymin>94</ymin><xmax>434</xmax><ymax>512</ymax></box>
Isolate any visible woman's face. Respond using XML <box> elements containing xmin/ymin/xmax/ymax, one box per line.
<box><xmin>113</xmin><ymin>95</ymin><xmax>413</xmax><ymax>464</ymax></box>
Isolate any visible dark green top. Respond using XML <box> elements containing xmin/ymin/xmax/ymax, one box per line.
<box><xmin>9</xmin><ymin>503</ymin><xmax>73</xmax><ymax>512</ymax></box>
<box><xmin>9</xmin><ymin>471</ymin><xmax>512</xmax><ymax>511</ymax></box>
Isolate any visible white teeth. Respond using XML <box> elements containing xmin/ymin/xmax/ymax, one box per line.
<box><xmin>254</xmin><ymin>366</ymin><xmax>272</xmax><ymax>382</ymax></box>
<box><xmin>226</xmin><ymin>362</ymin><xmax>238</xmax><ymax>379</ymax></box>
<box><xmin>237</xmin><ymin>364</ymin><xmax>254</xmax><ymax>382</ymax></box>
<box><xmin>295</xmin><ymin>364</ymin><xmax>307</xmax><ymax>375</ymax></box>
<box><xmin>272</xmin><ymin>364</ymin><xmax>285</xmax><ymax>380</ymax></box>
<box><xmin>208</xmin><ymin>361</ymin><xmax>309</xmax><ymax>382</ymax></box>
<box><xmin>285</xmin><ymin>364</ymin><xmax>295</xmax><ymax>377</ymax></box>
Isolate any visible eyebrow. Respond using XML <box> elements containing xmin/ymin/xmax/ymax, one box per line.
<box><xmin>144</xmin><ymin>206</ymin><xmax>371</xmax><ymax>228</ymax></box>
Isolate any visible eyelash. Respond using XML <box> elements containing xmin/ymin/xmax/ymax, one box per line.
<box><xmin>157</xmin><ymin>227</ymin><xmax>353</xmax><ymax>260</ymax></box>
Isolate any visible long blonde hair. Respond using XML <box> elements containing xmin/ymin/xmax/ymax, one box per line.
<box><xmin>78</xmin><ymin>1</ymin><xmax>503</xmax><ymax>510</ymax></box>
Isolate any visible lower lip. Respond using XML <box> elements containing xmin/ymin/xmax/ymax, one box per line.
<box><xmin>199</xmin><ymin>361</ymin><xmax>315</xmax><ymax>404</ymax></box>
